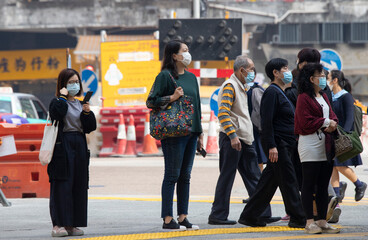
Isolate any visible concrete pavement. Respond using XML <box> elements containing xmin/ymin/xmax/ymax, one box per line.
<box><xmin>1</xmin><ymin>155</ymin><xmax>368</xmax><ymax>240</ymax></box>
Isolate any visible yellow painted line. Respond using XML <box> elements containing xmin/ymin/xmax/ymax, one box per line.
<box><xmin>228</xmin><ymin>231</ymin><xmax>368</xmax><ymax>240</ymax></box>
<box><xmin>72</xmin><ymin>226</ymin><xmax>303</xmax><ymax>240</ymax></box>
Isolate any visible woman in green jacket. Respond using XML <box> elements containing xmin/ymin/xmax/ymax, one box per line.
<box><xmin>147</xmin><ymin>40</ymin><xmax>203</xmax><ymax>230</ymax></box>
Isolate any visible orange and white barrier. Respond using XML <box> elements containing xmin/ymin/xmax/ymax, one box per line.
<box><xmin>124</xmin><ymin>115</ymin><xmax>137</xmax><ymax>156</ymax></box>
<box><xmin>116</xmin><ymin>114</ymin><xmax>127</xmax><ymax>155</ymax></box>
<box><xmin>138</xmin><ymin>113</ymin><xmax>161</xmax><ymax>156</ymax></box>
<box><xmin>206</xmin><ymin>110</ymin><xmax>219</xmax><ymax>155</ymax></box>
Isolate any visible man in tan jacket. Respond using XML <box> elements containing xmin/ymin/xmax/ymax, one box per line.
<box><xmin>208</xmin><ymin>55</ymin><xmax>279</xmax><ymax>225</ymax></box>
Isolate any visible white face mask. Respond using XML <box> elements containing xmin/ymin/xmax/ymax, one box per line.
<box><xmin>327</xmin><ymin>80</ymin><xmax>333</xmax><ymax>90</ymax></box>
<box><xmin>179</xmin><ymin>52</ymin><xmax>192</xmax><ymax>66</ymax></box>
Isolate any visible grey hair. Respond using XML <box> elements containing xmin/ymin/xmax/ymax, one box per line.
<box><xmin>233</xmin><ymin>55</ymin><xmax>250</xmax><ymax>72</ymax></box>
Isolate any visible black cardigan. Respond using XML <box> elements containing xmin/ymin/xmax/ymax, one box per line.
<box><xmin>47</xmin><ymin>97</ymin><xmax>97</xmax><ymax>181</ymax></box>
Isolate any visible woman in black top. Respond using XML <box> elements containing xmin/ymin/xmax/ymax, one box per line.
<box><xmin>239</xmin><ymin>58</ymin><xmax>305</xmax><ymax>228</ymax></box>
<box><xmin>48</xmin><ymin>68</ymin><xmax>96</xmax><ymax>237</ymax></box>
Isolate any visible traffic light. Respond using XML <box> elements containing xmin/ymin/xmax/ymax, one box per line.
<box><xmin>159</xmin><ymin>19</ymin><xmax>242</xmax><ymax>61</ymax></box>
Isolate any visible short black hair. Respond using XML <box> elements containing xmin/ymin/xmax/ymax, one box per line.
<box><xmin>265</xmin><ymin>58</ymin><xmax>288</xmax><ymax>81</ymax></box>
<box><xmin>298</xmin><ymin>63</ymin><xmax>323</xmax><ymax>97</ymax></box>
<box><xmin>297</xmin><ymin>48</ymin><xmax>321</xmax><ymax>64</ymax></box>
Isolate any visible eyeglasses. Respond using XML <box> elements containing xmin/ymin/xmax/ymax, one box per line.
<box><xmin>313</xmin><ymin>75</ymin><xmax>325</xmax><ymax>78</ymax></box>
<box><xmin>68</xmin><ymin>80</ymin><xmax>80</xmax><ymax>84</ymax></box>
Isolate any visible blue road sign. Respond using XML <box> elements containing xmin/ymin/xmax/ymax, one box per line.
<box><xmin>81</xmin><ymin>69</ymin><xmax>98</xmax><ymax>96</ymax></box>
<box><xmin>320</xmin><ymin>49</ymin><xmax>343</xmax><ymax>71</ymax></box>
<box><xmin>210</xmin><ymin>88</ymin><xmax>220</xmax><ymax>117</ymax></box>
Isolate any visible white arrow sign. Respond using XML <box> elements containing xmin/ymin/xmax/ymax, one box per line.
<box><xmin>321</xmin><ymin>60</ymin><xmax>338</xmax><ymax>70</ymax></box>
<box><xmin>82</xmin><ymin>74</ymin><xmax>96</xmax><ymax>91</ymax></box>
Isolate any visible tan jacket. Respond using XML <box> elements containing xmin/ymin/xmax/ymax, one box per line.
<box><xmin>218</xmin><ymin>74</ymin><xmax>254</xmax><ymax>145</ymax></box>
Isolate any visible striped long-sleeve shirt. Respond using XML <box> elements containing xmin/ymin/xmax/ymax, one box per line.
<box><xmin>218</xmin><ymin>83</ymin><xmax>238</xmax><ymax>139</ymax></box>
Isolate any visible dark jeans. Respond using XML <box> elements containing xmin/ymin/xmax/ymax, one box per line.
<box><xmin>301</xmin><ymin>161</ymin><xmax>333</xmax><ymax>220</ymax></box>
<box><xmin>50</xmin><ymin>132</ymin><xmax>89</xmax><ymax>227</ymax></box>
<box><xmin>161</xmin><ymin>134</ymin><xmax>198</xmax><ymax>218</ymax></box>
<box><xmin>210</xmin><ymin>132</ymin><xmax>271</xmax><ymax>220</ymax></box>
<box><xmin>240</xmin><ymin>138</ymin><xmax>305</xmax><ymax>224</ymax></box>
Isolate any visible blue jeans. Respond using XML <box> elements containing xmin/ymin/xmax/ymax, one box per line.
<box><xmin>161</xmin><ymin>134</ymin><xmax>198</xmax><ymax>218</ymax></box>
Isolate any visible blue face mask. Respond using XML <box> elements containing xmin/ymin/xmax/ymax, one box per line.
<box><xmin>67</xmin><ymin>83</ymin><xmax>80</xmax><ymax>96</ymax></box>
<box><xmin>318</xmin><ymin>77</ymin><xmax>327</xmax><ymax>89</ymax></box>
<box><xmin>281</xmin><ymin>71</ymin><xmax>292</xmax><ymax>84</ymax></box>
<box><xmin>246</xmin><ymin>71</ymin><xmax>255</xmax><ymax>83</ymax></box>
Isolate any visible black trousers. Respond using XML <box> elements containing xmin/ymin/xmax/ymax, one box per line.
<box><xmin>210</xmin><ymin>132</ymin><xmax>272</xmax><ymax>220</ymax></box>
<box><xmin>49</xmin><ymin>132</ymin><xmax>89</xmax><ymax>227</ymax></box>
<box><xmin>240</xmin><ymin>138</ymin><xmax>305</xmax><ymax>224</ymax></box>
<box><xmin>301</xmin><ymin>161</ymin><xmax>333</xmax><ymax>220</ymax></box>
<box><xmin>291</xmin><ymin>141</ymin><xmax>303</xmax><ymax>191</ymax></box>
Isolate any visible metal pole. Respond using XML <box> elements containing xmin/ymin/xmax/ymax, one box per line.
<box><xmin>193</xmin><ymin>0</ymin><xmax>201</xmax><ymax>86</ymax></box>
<box><xmin>0</xmin><ymin>189</ymin><xmax>11</xmax><ymax>207</ymax></box>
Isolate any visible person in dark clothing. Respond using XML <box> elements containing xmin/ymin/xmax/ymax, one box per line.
<box><xmin>328</xmin><ymin>70</ymin><xmax>367</xmax><ymax>202</ymax></box>
<box><xmin>48</xmin><ymin>68</ymin><xmax>97</xmax><ymax>237</ymax></box>
<box><xmin>282</xmin><ymin>49</ymin><xmax>334</xmax><ymax>222</ymax></box>
<box><xmin>247</xmin><ymin>68</ymin><xmax>268</xmax><ymax>171</ymax></box>
<box><xmin>238</xmin><ymin>58</ymin><xmax>306</xmax><ymax>228</ymax></box>
<box><xmin>208</xmin><ymin>56</ymin><xmax>278</xmax><ymax>226</ymax></box>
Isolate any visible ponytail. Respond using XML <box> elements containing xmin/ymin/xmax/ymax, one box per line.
<box><xmin>343</xmin><ymin>77</ymin><xmax>352</xmax><ymax>93</ymax></box>
<box><xmin>331</xmin><ymin>70</ymin><xmax>351</xmax><ymax>93</ymax></box>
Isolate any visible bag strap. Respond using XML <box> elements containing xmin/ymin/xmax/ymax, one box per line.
<box><xmin>269</xmin><ymin>84</ymin><xmax>295</xmax><ymax>113</ymax></box>
<box><xmin>168</xmin><ymin>72</ymin><xmax>178</xmax><ymax>88</ymax></box>
<box><xmin>46</xmin><ymin>112</ymin><xmax>58</xmax><ymax>127</ymax></box>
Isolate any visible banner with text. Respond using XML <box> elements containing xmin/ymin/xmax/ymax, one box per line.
<box><xmin>101</xmin><ymin>40</ymin><xmax>161</xmax><ymax>107</ymax></box>
<box><xmin>0</xmin><ymin>49</ymin><xmax>67</xmax><ymax>81</ymax></box>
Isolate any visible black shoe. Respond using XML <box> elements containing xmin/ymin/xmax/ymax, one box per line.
<box><xmin>288</xmin><ymin>221</ymin><xmax>305</xmax><ymax>228</ymax></box>
<box><xmin>355</xmin><ymin>182</ymin><xmax>367</xmax><ymax>201</ymax></box>
<box><xmin>339</xmin><ymin>181</ymin><xmax>347</xmax><ymax>202</ymax></box>
<box><xmin>178</xmin><ymin>218</ymin><xmax>199</xmax><ymax>230</ymax></box>
<box><xmin>208</xmin><ymin>216</ymin><xmax>237</xmax><ymax>225</ymax></box>
<box><xmin>238</xmin><ymin>217</ymin><xmax>266</xmax><ymax>227</ymax></box>
<box><xmin>163</xmin><ymin>219</ymin><xmax>186</xmax><ymax>230</ymax></box>
<box><xmin>261</xmin><ymin>216</ymin><xmax>281</xmax><ymax>224</ymax></box>
<box><xmin>242</xmin><ymin>198</ymin><xmax>250</xmax><ymax>204</ymax></box>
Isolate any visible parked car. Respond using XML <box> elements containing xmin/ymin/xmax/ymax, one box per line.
<box><xmin>0</xmin><ymin>93</ymin><xmax>47</xmax><ymax>123</ymax></box>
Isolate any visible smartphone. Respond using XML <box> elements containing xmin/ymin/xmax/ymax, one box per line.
<box><xmin>199</xmin><ymin>148</ymin><xmax>207</xmax><ymax>158</ymax></box>
<box><xmin>197</xmin><ymin>144</ymin><xmax>207</xmax><ymax>158</ymax></box>
<box><xmin>82</xmin><ymin>91</ymin><xmax>93</xmax><ymax>104</ymax></box>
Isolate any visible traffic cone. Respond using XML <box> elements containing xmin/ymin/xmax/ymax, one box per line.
<box><xmin>206</xmin><ymin>110</ymin><xmax>219</xmax><ymax>155</ymax></box>
<box><xmin>139</xmin><ymin>113</ymin><xmax>160</xmax><ymax>156</ymax></box>
<box><xmin>116</xmin><ymin>114</ymin><xmax>127</xmax><ymax>155</ymax></box>
<box><xmin>124</xmin><ymin>114</ymin><xmax>137</xmax><ymax>156</ymax></box>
